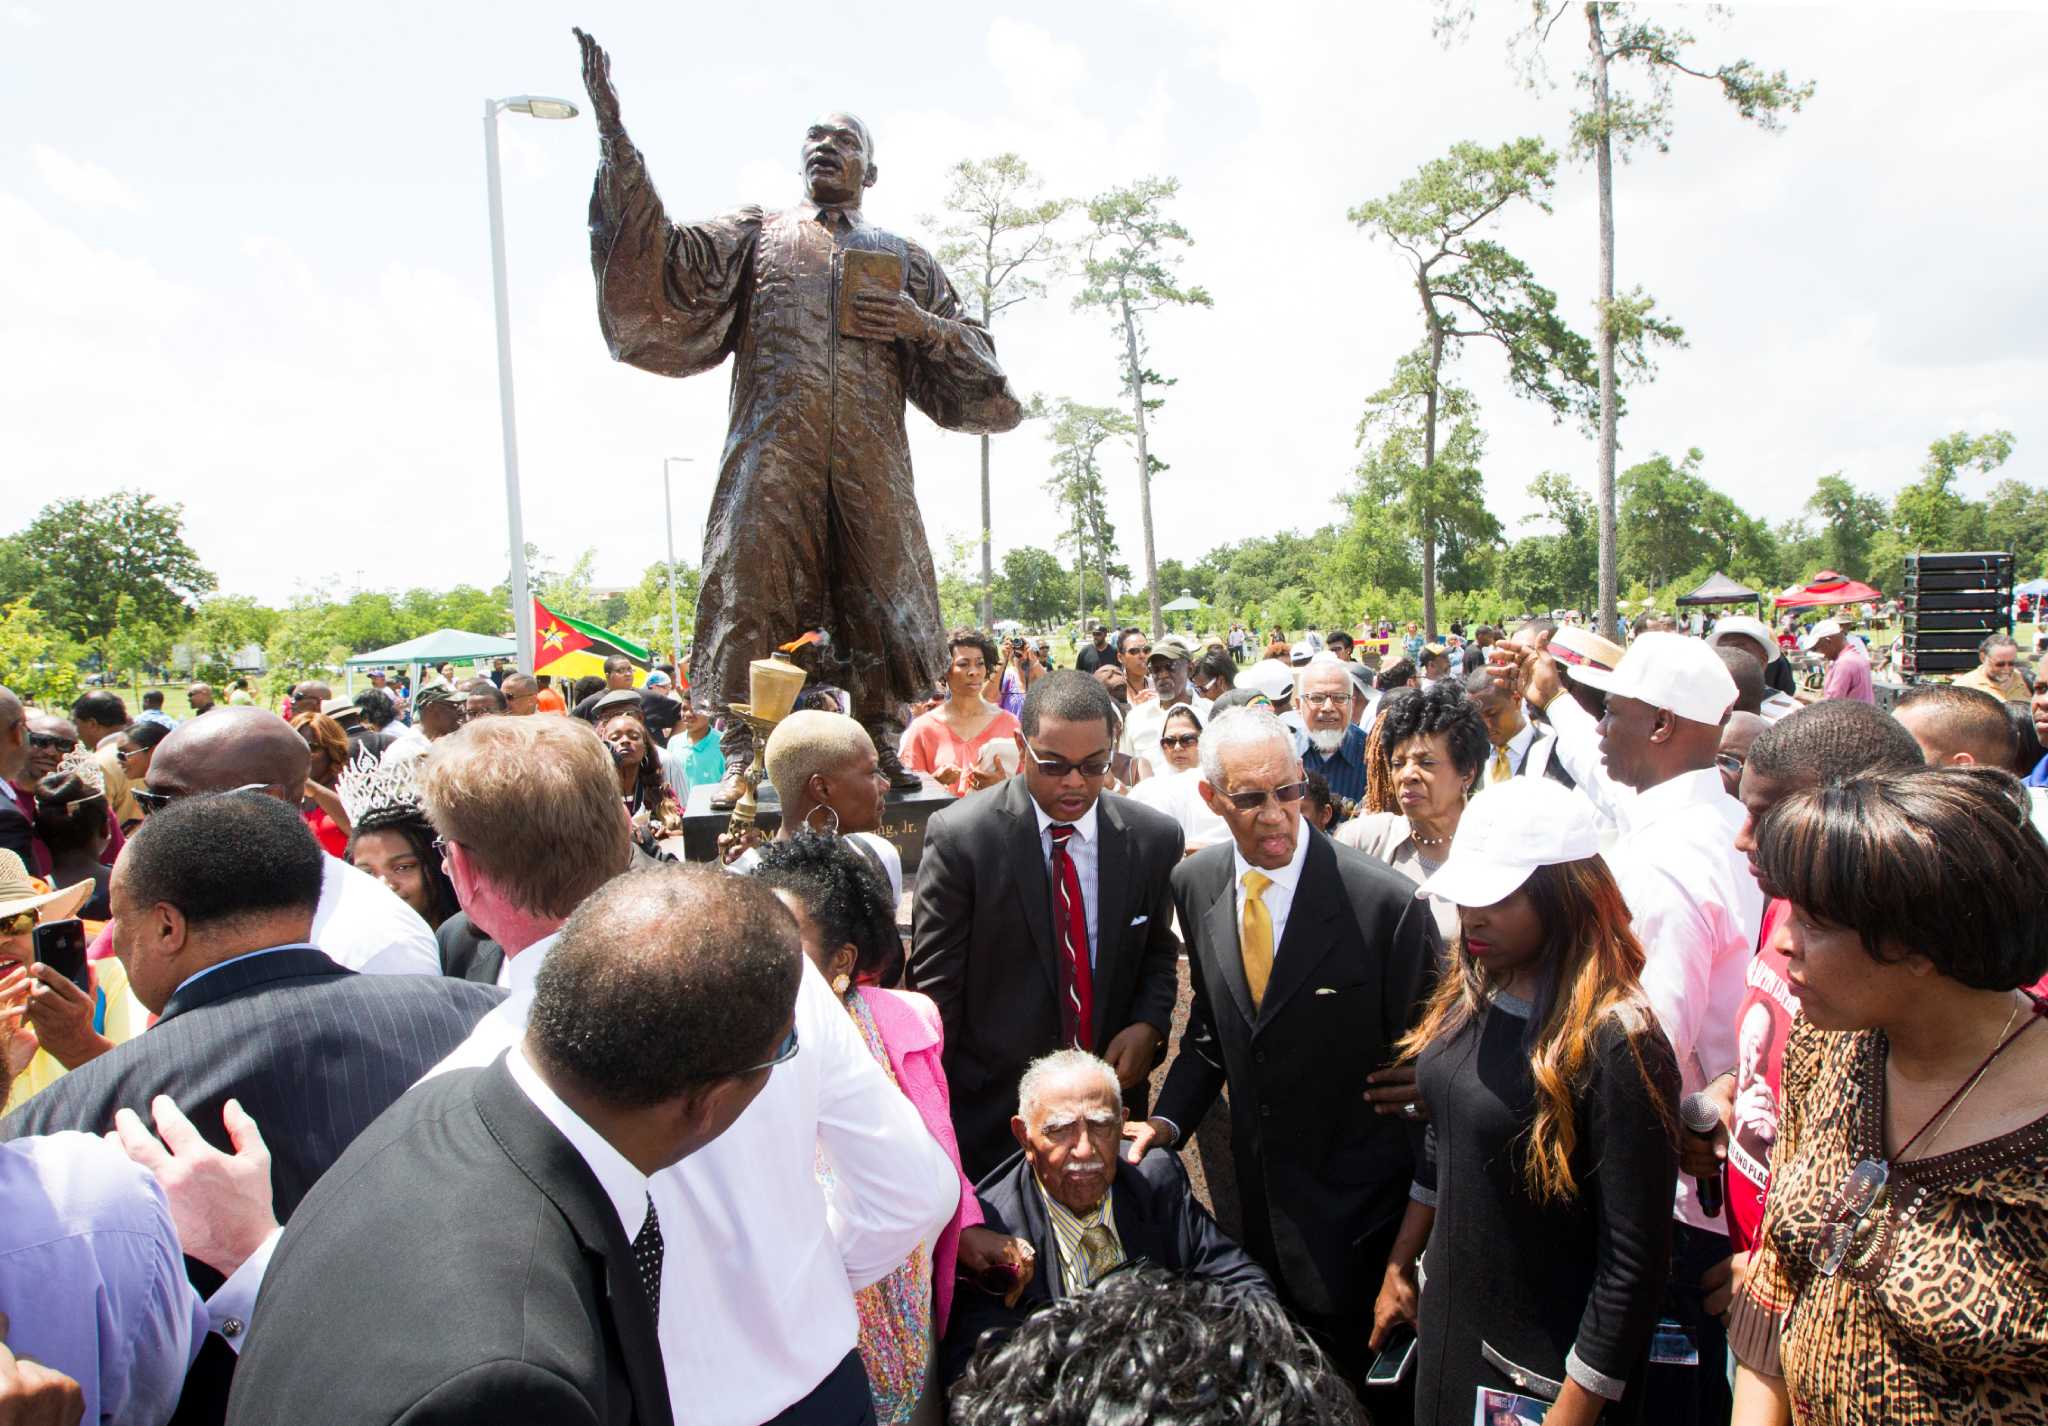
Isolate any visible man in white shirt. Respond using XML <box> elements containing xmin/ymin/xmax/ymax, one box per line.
<box><xmin>1512</xmin><ymin>632</ymin><xmax>1761</xmax><ymax>1425</ymax></box>
<box><xmin>142</xmin><ymin>709</ymin><xmax>437</xmax><ymax>976</ymax></box>
<box><xmin>1118</xmin><ymin>636</ymin><xmax>1213</xmax><ymax>772</ymax></box>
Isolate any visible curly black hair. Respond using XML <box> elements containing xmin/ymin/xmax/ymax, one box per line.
<box><xmin>1374</xmin><ymin>679</ymin><xmax>1491</xmax><ymax>785</ymax></box>
<box><xmin>346</xmin><ymin>805</ymin><xmax>461</xmax><ymax>930</ymax></box>
<box><xmin>951</xmin><ymin>1264</ymin><xmax>1364</xmax><ymax>1426</ymax></box>
<box><xmin>1374</xmin><ymin>658</ymin><xmax>1417</xmax><ymax>692</ymax></box>
<box><xmin>753</xmin><ymin>831</ymin><xmax>903</xmax><ymax>988</ymax></box>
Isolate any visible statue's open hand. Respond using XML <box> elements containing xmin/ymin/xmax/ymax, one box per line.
<box><xmin>849</xmin><ymin>289</ymin><xmax>933</xmax><ymax>345</ymax></box>
<box><xmin>573</xmin><ymin>27</ymin><xmax>624</xmax><ymax>137</ymax></box>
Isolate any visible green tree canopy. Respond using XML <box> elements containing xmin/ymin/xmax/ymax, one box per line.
<box><xmin>6</xmin><ymin>491</ymin><xmax>216</xmax><ymax>661</ymax></box>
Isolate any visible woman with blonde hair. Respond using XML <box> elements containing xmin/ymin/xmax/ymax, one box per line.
<box><xmin>1372</xmin><ymin>777</ymin><xmax>1679</xmax><ymax>1426</ymax></box>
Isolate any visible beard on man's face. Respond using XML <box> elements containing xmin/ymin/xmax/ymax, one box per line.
<box><xmin>1307</xmin><ymin>726</ymin><xmax>1348</xmax><ymax>757</ymax></box>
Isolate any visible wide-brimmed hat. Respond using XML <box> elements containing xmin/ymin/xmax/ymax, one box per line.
<box><xmin>0</xmin><ymin>849</ymin><xmax>92</xmax><ymax>924</ymax></box>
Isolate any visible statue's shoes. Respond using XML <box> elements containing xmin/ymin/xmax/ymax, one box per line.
<box><xmin>709</xmin><ymin>773</ymin><xmax>749</xmax><ymax>811</ymax></box>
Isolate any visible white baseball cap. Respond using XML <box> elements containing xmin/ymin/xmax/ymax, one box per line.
<box><xmin>1416</xmin><ymin>778</ymin><xmax>1602</xmax><ymax>909</ymax></box>
<box><xmin>1241</xmin><ymin>658</ymin><xmax>1296</xmax><ymax>701</ymax></box>
<box><xmin>1800</xmin><ymin>618</ymin><xmax>1845</xmax><ymax>651</ymax></box>
<box><xmin>1707</xmin><ymin>615</ymin><xmax>1775</xmax><ymax>659</ymax></box>
<box><xmin>1289</xmin><ymin>642</ymin><xmax>1314</xmax><ymax>666</ymax></box>
<box><xmin>1565</xmin><ymin>631</ymin><xmax>1738</xmax><ymax>726</ymax></box>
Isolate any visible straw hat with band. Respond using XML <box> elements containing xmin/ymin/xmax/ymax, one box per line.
<box><xmin>0</xmin><ymin>848</ymin><xmax>93</xmax><ymax>934</ymax></box>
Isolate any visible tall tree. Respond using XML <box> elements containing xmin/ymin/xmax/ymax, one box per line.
<box><xmin>1350</xmin><ymin>361</ymin><xmax>1504</xmax><ymax>624</ymax></box>
<box><xmin>1803</xmin><ymin>473</ymin><xmax>1886</xmax><ymax>580</ymax></box>
<box><xmin>1350</xmin><ymin>137</ymin><xmax>1597</xmax><ymax>635</ymax></box>
<box><xmin>998</xmin><ymin>546</ymin><xmax>1071</xmax><ymax>627</ymax></box>
<box><xmin>1486</xmin><ymin>2</ymin><xmax>1811</xmax><ymax>633</ymax></box>
<box><xmin>14</xmin><ymin>490</ymin><xmax>216</xmax><ymax>663</ymax></box>
<box><xmin>1075</xmin><ymin>177</ymin><xmax>1212</xmax><ymax>638</ymax></box>
<box><xmin>930</xmin><ymin>155</ymin><xmax>1071</xmax><ymax>628</ymax></box>
<box><xmin>1984</xmin><ymin>476</ymin><xmax>2048</xmax><ymax>578</ymax></box>
<box><xmin>1043</xmin><ymin>399</ymin><xmax>1130</xmax><ymax>630</ymax></box>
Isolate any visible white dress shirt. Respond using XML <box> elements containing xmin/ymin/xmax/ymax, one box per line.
<box><xmin>1129</xmin><ymin>767</ymin><xmax>1232</xmax><ymax>851</ymax></box>
<box><xmin>1228</xmin><ymin>815</ymin><xmax>1311</xmax><ymax>955</ymax></box>
<box><xmin>426</xmin><ymin>942</ymin><xmax>956</xmax><ymax>1425</ymax></box>
<box><xmin>1598</xmin><ymin>767</ymin><xmax>1762</xmax><ymax>1233</ymax></box>
<box><xmin>311</xmin><ymin>855</ymin><xmax>440</xmax><ymax>977</ymax></box>
<box><xmin>496</xmin><ymin>929</ymin><xmax>562</xmax><ymax>993</ymax></box>
<box><xmin>0</xmin><ymin>1132</ymin><xmax>206</xmax><ymax>1426</ymax></box>
<box><xmin>1118</xmin><ymin>692</ymin><xmax>1214</xmax><ymax>770</ymax></box>
<box><xmin>1032</xmin><ymin>797</ymin><xmax>1102</xmax><ymax>967</ymax></box>
<box><xmin>505</xmin><ymin>1045</ymin><xmax>649</xmax><ymax>1242</ymax></box>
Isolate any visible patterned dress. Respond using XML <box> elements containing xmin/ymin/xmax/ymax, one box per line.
<box><xmin>815</xmin><ymin>990</ymin><xmax>933</xmax><ymax>1424</ymax></box>
<box><xmin>1729</xmin><ymin>1009</ymin><xmax>2048</xmax><ymax>1424</ymax></box>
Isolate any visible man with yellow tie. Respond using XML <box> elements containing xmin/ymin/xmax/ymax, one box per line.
<box><xmin>1124</xmin><ymin>706</ymin><xmax>1440</xmax><ymax>1411</ymax></box>
<box><xmin>1463</xmin><ymin>668</ymin><xmax>1569</xmax><ymax>791</ymax></box>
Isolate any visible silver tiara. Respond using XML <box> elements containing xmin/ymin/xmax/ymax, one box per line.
<box><xmin>55</xmin><ymin>747</ymin><xmax>105</xmax><ymax>793</ymax></box>
<box><xmin>336</xmin><ymin>747</ymin><xmax>423</xmax><ymax>824</ymax></box>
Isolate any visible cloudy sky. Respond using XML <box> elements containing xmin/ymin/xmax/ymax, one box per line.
<box><xmin>4</xmin><ymin>1</ymin><xmax>2041</xmax><ymax>607</ymax></box>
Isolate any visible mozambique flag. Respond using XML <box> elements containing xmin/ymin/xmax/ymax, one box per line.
<box><xmin>532</xmin><ymin>599</ymin><xmax>652</xmax><ymax>686</ymax></box>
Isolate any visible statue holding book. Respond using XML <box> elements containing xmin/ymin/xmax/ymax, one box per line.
<box><xmin>574</xmin><ymin>29</ymin><xmax>1026</xmax><ymax>805</ymax></box>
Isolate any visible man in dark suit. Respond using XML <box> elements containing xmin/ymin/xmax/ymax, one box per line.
<box><xmin>0</xmin><ymin>791</ymin><xmax>503</xmax><ymax>1425</ymax></box>
<box><xmin>911</xmin><ymin>671</ymin><xmax>1184</xmax><ymax>1179</ymax></box>
<box><xmin>941</xmin><ymin>1049</ymin><xmax>1272</xmax><ymax>1384</ymax></box>
<box><xmin>224</xmin><ymin>865</ymin><xmax>805</xmax><ymax>1426</ymax></box>
<box><xmin>1125</xmin><ymin>705</ymin><xmax>1439</xmax><ymax>1404</ymax></box>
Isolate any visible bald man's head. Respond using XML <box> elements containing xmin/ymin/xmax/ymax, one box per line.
<box><xmin>0</xmin><ymin>686</ymin><xmax>26</xmax><ymax>781</ymax></box>
<box><xmin>148</xmin><ymin>707</ymin><xmax>311</xmax><ymax>804</ymax></box>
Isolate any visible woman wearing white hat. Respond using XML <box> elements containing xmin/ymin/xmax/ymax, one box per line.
<box><xmin>1369</xmin><ymin>778</ymin><xmax>1681</xmax><ymax>1426</ymax></box>
<box><xmin>0</xmin><ymin>847</ymin><xmax>126</xmax><ymax>1111</ymax></box>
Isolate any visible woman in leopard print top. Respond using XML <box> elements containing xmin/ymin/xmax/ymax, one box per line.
<box><xmin>1728</xmin><ymin>768</ymin><xmax>2048</xmax><ymax>1425</ymax></box>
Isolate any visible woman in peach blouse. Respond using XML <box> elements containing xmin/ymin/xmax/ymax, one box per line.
<box><xmin>901</xmin><ymin>629</ymin><xmax>1019</xmax><ymax>797</ymax></box>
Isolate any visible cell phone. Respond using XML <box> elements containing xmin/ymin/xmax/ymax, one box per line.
<box><xmin>32</xmin><ymin>917</ymin><xmax>90</xmax><ymax>993</ymax></box>
<box><xmin>1366</xmin><ymin>1324</ymin><xmax>1418</xmax><ymax>1386</ymax></box>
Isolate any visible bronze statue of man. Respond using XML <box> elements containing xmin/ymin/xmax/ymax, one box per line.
<box><xmin>574</xmin><ymin>29</ymin><xmax>1024</xmax><ymax>804</ymax></box>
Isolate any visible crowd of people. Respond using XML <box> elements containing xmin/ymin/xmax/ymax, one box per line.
<box><xmin>0</xmin><ymin>598</ymin><xmax>2043</xmax><ymax>1426</ymax></box>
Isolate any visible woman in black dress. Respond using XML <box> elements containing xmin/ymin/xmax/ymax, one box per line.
<box><xmin>1371</xmin><ymin>777</ymin><xmax>1680</xmax><ymax>1426</ymax></box>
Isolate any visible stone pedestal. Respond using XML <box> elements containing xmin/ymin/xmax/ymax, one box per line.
<box><xmin>680</xmin><ymin>774</ymin><xmax>956</xmax><ymax>875</ymax></box>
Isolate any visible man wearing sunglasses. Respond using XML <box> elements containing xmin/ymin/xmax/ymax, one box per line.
<box><xmin>1118</xmin><ymin>636</ymin><xmax>1214</xmax><ymax>776</ymax></box>
<box><xmin>1126</xmin><ymin>705</ymin><xmax>1440</xmax><ymax>1403</ymax></box>
<box><xmin>912</xmin><ymin>670</ymin><xmax>1186</xmax><ymax>1181</ymax></box>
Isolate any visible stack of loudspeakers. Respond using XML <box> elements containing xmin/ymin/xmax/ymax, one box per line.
<box><xmin>1901</xmin><ymin>551</ymin><xmax>2014</xmax><ymax>678</ymax></box>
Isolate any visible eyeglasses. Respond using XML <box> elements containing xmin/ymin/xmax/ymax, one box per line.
<box><xmin>1714</xmin><ymin>751</ymin><xmax>1746</xmax><ymax>779</ymax></box>
<box><xmin>1159</xmin><ymin>733</ymin><xmax>1200</xmax><ymax>750</ymax></box>
<box><xmin>1021</xmin><ymin>743</ymin><xmax>1113</xmax><ymax>780</ymax></box>
<box><xmin>0</xmin><ymin>909</ymin><xmax>37</xmax><ymax>937</ymax></box>
<box><xmin>28</xmin><ymin>733</ymin><xmax>77</xmax><ymax>753</ymax></box>
<box><xmin>1300</xmin><ymin>692</ymin><xmax>1351</xmax><ymax>708</ymax></box>
<box><xmin>712</xmin><ymin>1024</ymin><xmax>800</xmax><ymax>1078</ymax></box>
<box><xmin>1217</xmin><ymin>780</ymin><xmax>1309</xmax><ymax>812</ymax></box>
<box><xmin>1810</xmin><ymin>1158</ymin><xmax>1888</xmax><ymax>1277</ymax></box>
<box><xmin>134</xmin><ymin>781</ymin><xmax>270</xmax><ymax>815</ymax></box>
<box><xmin>1123</xmin><ymin>644</ymin><xmax>1152</xmax><ymax>657</ymax></box>
<box><xmin>117</xmin><ymin>744</ymin><xmax>151</xmax><ymax>764</ymax></box>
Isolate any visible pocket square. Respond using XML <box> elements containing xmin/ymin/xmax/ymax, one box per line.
<box><xmin>1313</xmin><ymin>987</ymin><xmax>1339</xmax><ymax>996</ymax></box>
<box><xmin>1129</xmin><ymin>914</ymin><xmax>1148</xmax><ymax>926</ymax></box>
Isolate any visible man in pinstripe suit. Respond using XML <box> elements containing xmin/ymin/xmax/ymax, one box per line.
<box><xmin>0</xmin><ymin>790</ymin><xmax>503</xmax><ymax>1425</ymax></box>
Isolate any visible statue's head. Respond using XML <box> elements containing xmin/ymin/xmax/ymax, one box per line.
<box><xmin>800</xmin><ymin>112</ymin><xmax>876</xmax><ymax>206</ymax></box>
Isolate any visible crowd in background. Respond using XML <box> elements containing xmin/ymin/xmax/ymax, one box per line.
<box><xmin>0</xmin><ymin>598</ymin><xmax>2044</xmax><ymax>1426</ymax></box>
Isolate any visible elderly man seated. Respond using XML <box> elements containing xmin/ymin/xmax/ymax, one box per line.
<box><xmin>940</xmin><ymin>1049</ymin><xmax>1272</xmax><ymax>1384</ymax></box>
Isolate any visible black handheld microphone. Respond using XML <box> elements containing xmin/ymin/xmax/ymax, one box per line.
<box><xmin>1680</xmin><ymin>1091</ymin><xmax>1726</xmax><ymax>1219</ymax></box>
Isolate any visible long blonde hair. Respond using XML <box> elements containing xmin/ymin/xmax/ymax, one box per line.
<box><xmin>1399</xmin><ymin>856</ymin><xmax>1676</xmax><ymax>1203</ymax></box>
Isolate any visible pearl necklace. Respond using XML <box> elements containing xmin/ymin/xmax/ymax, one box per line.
<box><xmin>1408</xmin><ymin>825</ymin><xmax>1451</xmax><ymax>848</ymax></box>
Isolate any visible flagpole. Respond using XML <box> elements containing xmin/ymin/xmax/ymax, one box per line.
<box><xmin>663</xmin><ymin>455</ymin><xmax>693</xmax><ymax>667</ymax></box>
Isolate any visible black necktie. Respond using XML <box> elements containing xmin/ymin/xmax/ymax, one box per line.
<box><xmin>632</xmin><ymin>1194</ymin><xmax>663</xmax><ymax>1318</ymax></box>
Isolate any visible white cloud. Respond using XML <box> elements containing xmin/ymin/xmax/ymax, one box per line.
<box><xmin>4</xmin><ymin>5</ymin><xmax>42</xmax><ymax>27</ymax></box>
<box><xmin>29</xmin><ymin>144</ymin><xmax>145</xmax><ymax>212</ymax></box>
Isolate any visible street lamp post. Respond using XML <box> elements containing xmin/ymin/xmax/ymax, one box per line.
<box><xmin>484</xmin><ymin>93</ymin><xmax>579</xmax><ymax>672</ymax></box>
<box><xmin>661</xmin><ymin>456</ymin><xmax>694</xmax><ymax>668</ymax></box>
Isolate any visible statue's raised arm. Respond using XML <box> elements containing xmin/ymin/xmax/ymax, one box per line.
<box><xmin>572</xmin><ymin>28</ymin><xmax>625</xmax><ymax>144</ymax></box>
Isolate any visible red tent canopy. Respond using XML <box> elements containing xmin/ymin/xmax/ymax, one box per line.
<box><xmin>1774</xmin><ymin>570</ymin><xmax>1882</xmax><ymax>609</ymax></box>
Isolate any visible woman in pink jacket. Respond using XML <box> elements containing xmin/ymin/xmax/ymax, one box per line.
<box><xmin>757</xmin><ymin>834</ymin><xmax>1035</xmax><ymax>1426</ymax></box>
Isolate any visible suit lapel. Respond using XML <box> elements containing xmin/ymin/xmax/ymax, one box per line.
<box><xmin>471</xmin><ymin>1058</ymin><xmax>673</xmax><ymax>1426</ymax></box>
<box><xmin>1255</xmin><ymin>830</ymin><xmax>1344</xmax><ymax>1028</ymax></box>
<box><xmin>1090</xmin><ymin>797</ymin><xmax>1131</xmax><ymax>1045</ymax></box>
<box><xmin>155</xmin><ymin>944</ymin><xmax>347</xmax><ymax>1023</ymax></box>
<box><xmin>1004</xmin><ymin>1157</ymin><xmax>1067</xmax><ymax>1300</ymax></box>
<box><xmin>1002</xmin><ymin>780</ymin><xmax>1059</xmax><ymax>998</ymax></box>
<box><xmin>1109</xmin><ymin>1160</ymin><xmax>1173</xmax><ymax>1269</ymax></box>
<box><xmin>1203</xmin><ymin>861</ymin><xmax>1258</xmax><ymax>1031</ymax></box>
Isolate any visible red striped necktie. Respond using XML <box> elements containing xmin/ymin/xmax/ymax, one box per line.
<box><xmin>1048</xmin><ymin>823</ymin><xmax>1095</xmax><ymax>1048</ymax></box>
